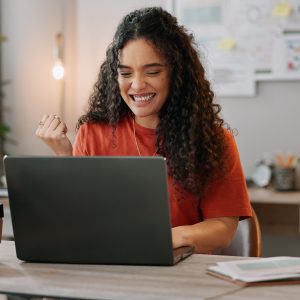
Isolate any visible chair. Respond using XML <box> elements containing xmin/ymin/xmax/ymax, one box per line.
<box><xmin>214</xmin><ymin>206</ymin><xmax>262</xmax><ymax>257</ymax></box>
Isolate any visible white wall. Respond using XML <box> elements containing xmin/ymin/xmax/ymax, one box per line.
<box><xmin>2</xmin><ymin>0</ymin><xmax>65</xmax><ymax>155</ymax></box>
<box><xmin>2</xmin><ymin>0</ymin><xmax>300</xmax><ymax>177</ymax></box>
<box><xmin>219</xmin><ymin>81</ymin><xmax>300</xmax><ymax>176</ymax></box>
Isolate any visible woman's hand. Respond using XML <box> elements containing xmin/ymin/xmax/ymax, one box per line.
<box><xmin>35</xmin><ymin>114</ymin><xmax>73</xmax><ymax>156</ymax></box>
<box><xmin>171</xmin><ymin>217</ymin><xmax>238</xmax><ymax>254</ymax></box>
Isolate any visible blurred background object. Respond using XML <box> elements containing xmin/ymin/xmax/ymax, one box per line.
<box><xmin>0</xmin><ymin>1</ymin><xmax>10</xmax><ymax>180</ymax></box>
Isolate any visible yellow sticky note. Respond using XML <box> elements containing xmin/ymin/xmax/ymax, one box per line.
<box><xmin>0</xmin><ymin>35</ymin><xmax>7</xmax><ymax>42</ymax></box>
<box><xmin>272</xmin><ymin>3</ymin><xmax>292</xmax><ymax>17</ymax></box>
<box><xmin>218</xmin><ymin>38</ymin><xmax>236</xmax><ymax>50</ymax></box>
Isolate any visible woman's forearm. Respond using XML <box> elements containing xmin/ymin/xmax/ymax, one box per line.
<box><xmin>172</xmin><ymin>217</ymin><xmax>239</xmax><ymax>254</ymax></box>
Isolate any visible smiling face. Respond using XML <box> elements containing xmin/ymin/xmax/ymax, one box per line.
<box><xmin>117</xmin><ymin>39</ymin><xmax>170</xmax><ymax>129</ymax></box>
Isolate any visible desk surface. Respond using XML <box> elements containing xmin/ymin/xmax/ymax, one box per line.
<box><xmin>0</xmin><ymin>241</ymin><xmax>299</xmax><ymax>300</ymax></box>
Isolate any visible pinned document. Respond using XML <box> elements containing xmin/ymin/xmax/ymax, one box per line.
<box><xmin>218</xmin><ymin>38</ymin><xmax>236</xmax><ymax>50</ymax></box>
<box><xmin>272</xmin><ymin>3</ymin><xmax>292</xmax><ymax>17</ymax></box>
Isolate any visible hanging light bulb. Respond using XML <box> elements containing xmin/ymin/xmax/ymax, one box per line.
<box><xmin>52</xmin><ymin>33</ymin><xmax>65</xmax><ymax>80</ymax></box>
<box><xmin>52</xmin><ymin>59</ymin><xmax>65</xmax><ymax>80</ymax></box>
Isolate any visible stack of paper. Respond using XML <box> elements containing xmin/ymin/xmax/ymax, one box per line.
<box><xmin>207</xmin><ymin>256</ymin><xmax>300</xmax><ymax>286</ymax></box>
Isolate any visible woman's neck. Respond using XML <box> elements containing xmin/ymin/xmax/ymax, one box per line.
<box><xmin>134</xmin><ymin>115</ymin><xmax>159</xmax><ymax>129</ymax></box>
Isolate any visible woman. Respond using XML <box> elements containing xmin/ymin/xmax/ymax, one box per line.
<box><xmin>36</xmin><ymin>7</ymin><xmax>251</xmax><ymax>254</ymax></box>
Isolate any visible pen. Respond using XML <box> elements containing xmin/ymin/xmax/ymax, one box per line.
<box><xmin>275</xmin><ymin>154</ymin><xmax>297</xmax><ymax>168</ymax></box>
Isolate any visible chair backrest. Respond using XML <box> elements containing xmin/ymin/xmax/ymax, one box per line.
<box><xmin>214</xmin><ymin>207</ymin><xmax>262</xmax><ymax>257</ymax></box>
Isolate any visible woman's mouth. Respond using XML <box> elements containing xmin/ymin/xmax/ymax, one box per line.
<box><xmin>130</xmin><ymin>93</ymin><xmax>156</xmax><ymax>102</ymax></box>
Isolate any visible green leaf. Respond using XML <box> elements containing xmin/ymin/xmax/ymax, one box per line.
<box><xmin>0</xmin><ymin>124</ymin><xmax>10</xmax><ymax>138</ymax></box>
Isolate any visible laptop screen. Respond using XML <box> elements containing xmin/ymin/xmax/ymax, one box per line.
<box><xmin>5</xmin><ymin>156</ymin><xmax>179</xmax><ymax>265</ymax></box>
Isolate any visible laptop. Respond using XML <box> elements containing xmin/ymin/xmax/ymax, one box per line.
<box><xmin>4</xmin><ymin>156</ymin><xmax>194</xmax><ymax>265</ymax></box>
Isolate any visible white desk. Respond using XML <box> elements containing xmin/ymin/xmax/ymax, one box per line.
<box><xmin>0</xmin><ymin>241</ymin><xmax>299</xmax><ymax>300</ymax></box>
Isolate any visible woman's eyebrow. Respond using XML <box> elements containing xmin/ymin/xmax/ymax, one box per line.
<box><xmin>143</xmin><ymin>63</ymin><xmax>165</xmax><ymax>68</ymax></box>
<box><xmin>118</xmin><ymin>64</ymin><xmax>131</xmax><ymax>69</ymax></box>
<box><xmin>118</xmin><ymin>63</ymin><xmax>165</xmax><ymax>69</ymax></box>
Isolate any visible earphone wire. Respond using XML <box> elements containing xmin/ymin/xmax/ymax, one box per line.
<box><xmin>132</xmin><ymin>118</ymin><xmax>157</xmax><ymax>156</ymax></box>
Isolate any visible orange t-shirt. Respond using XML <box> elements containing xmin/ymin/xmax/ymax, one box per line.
<box><xmin>73</xmin><ymin>116</ymin><xmax>252</xmax><ymax>227</ymax></box>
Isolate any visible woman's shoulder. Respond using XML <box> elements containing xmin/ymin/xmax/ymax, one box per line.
<box><xmin>221</xmin><ymin>127</ymin><xmax>237</xmax><ymax>146</ymax></box>
<box><xmin>221</xmin><ymin>126</ymin><xmax>235</xmax><ymax>138</ymax></box>
<box><xmin>79</xmin><ymin>121</ymin><xmax>109</xmax><ymax>131</ymax></box>
<box><xmin>218</xmin><ymin>127</ymin><xmax>240</xmax><ymax>162</ymax></box>
<box><xmin>77</xmin><ymin>116</ymin><xmax>131</xmax><ymax>133</ymax></box>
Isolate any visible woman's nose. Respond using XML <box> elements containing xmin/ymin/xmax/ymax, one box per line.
<box><xmin>131</xmin><ymin>75</ymin><xmax>146</xmax><ymax>91</ymax></box>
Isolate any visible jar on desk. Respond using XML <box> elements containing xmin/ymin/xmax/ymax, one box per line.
<box><xmin>274</xmin><ymin>154</ymin><xmax>299</xmax><ymax>191</ymax></box>
<box><xmin>274</xmin><ymin>167</ymin><xmax>295</xmax><ymax>191</ymax></box>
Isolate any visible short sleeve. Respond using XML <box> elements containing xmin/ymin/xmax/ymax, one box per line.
<box><xmin>200</xmin><ymin>130</ymin><xmax>252</xmax><ymax>220</ymax></box>
<box><xmin>72</xmin><ymin>124</ymin><xmax>88</xmax><ymax>156</ymax></box>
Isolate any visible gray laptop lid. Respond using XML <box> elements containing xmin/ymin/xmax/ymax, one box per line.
<box><xmin>4</xmin><ymin>156</ymin><xmax>193</xmax><ymax>265</ymax></box>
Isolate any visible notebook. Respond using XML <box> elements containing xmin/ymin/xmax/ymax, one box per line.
<box><xmin>4</xmin><ymin>156</ymin><xmax>194</xmax><ymax>265</ymax></box>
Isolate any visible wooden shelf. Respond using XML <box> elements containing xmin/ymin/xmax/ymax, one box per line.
<box><xmin>248</xmin><ymin>187</ymin><xmax>300</xmax><ymax>205</ymax></box>
<box><xmin>248</xmin><ymin>187</ymin><xmax>300</xmax><ymax>236</ymax></box>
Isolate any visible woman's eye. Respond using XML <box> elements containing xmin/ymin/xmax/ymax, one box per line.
<box><xmin>120</xmin><ymin>72</ymin><xmax>132</xmax><ymax>78</ymax></box>
<box><xmin>146</xmin><ymin>71</ymin><xmax>161</xmax><ymax>76</ymax></box>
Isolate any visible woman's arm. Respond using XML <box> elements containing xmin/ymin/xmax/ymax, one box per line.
<box><xmin>36</xmin><ymin>114</ymin><xmax>73</xmax><ymax>156</ymax></box>
<box><xmin>172</xmin><ymin>217</ymin><xmax>239</xmax><ymax>254</ymax></box>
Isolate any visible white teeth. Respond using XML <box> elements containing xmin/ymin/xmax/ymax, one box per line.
<box><xmin>132</xmin><ymin>93</ymin><xmax>155</xmax><ymax>102</ymax></box>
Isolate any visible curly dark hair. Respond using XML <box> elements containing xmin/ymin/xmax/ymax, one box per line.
<box><xmin>77</xmin><ymin>7</ymin><xmax>229</xmax><ymax>195</ymax></box>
